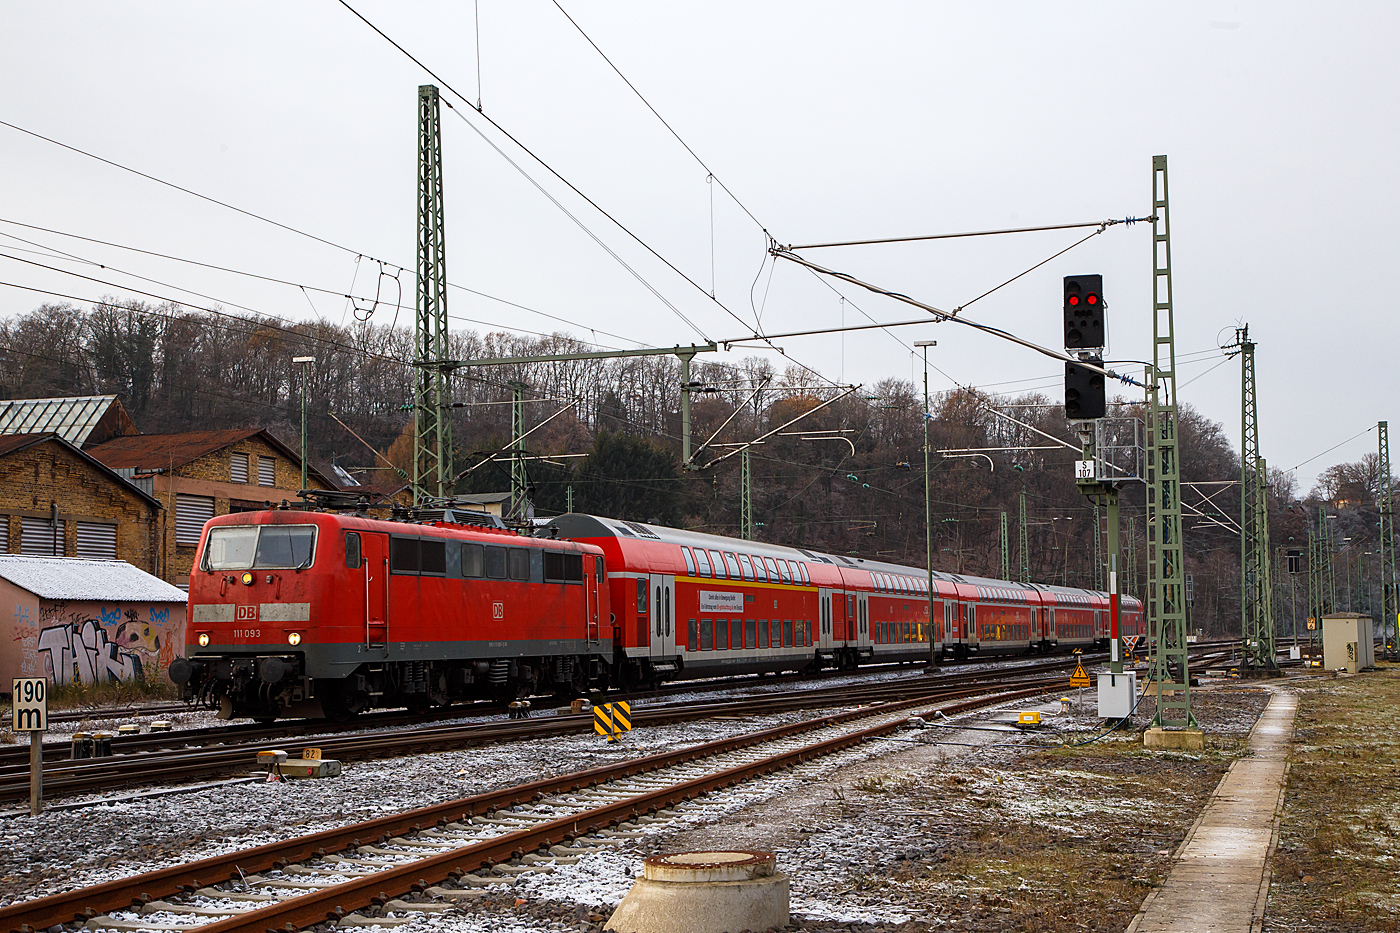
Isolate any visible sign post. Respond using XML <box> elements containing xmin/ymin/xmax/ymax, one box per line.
<box><xmin>13</xmin><ymin>678</ymin><xmax>48</xmax><ymax>815</ymax></box>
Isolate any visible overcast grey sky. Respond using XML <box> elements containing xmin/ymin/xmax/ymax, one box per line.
<box><xmin>1</xmin><ymin>2</ymin><xmax>1395</xmax><ymax>492</ymax></box>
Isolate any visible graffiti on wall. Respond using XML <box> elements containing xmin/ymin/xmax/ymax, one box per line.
<box><xmin>16</xmin><ymin>601</ymin><xmax>179</xmax><ymax>685</ymax></box>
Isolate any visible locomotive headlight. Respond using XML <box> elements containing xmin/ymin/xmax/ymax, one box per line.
<box><xmin>288</xmin><ymin>632</ymin><xmax>302</xmax><ymax>646</ymax></box>
<box><xmin>197</xmin><ymin>632</ymin><xmax>210</xmax><ymax>646</ymax></box>
<box><xmin>241</xmin><ymin>572</ymin><xmax>255</xmax><ymax>586</ymax></box>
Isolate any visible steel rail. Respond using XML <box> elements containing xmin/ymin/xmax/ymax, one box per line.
<box><xmin>0</xmin><ymin>673</ymin><xmax>1067</xmax><ymax>802</ymax></box>
<box><xmin>0</xmin><ymin>685</ymin><xmax>1044</xmax><ymax>933</ymax></box>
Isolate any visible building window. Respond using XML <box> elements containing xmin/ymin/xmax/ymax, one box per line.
<box><xmin>20</xmin><ymin>517</ymin><xmax>65</xmax><ymax>556</ymax></box>
<box><xmin>257</xmin><ymin>456</ymin><xmax>275</xmax><ymax>486</ymax></box>
<box><xmin>231</xmin><ymin>453</ymin><xmax>249</xmax><ymax>484</ymax></box>
<box><xmin>75</xmin><ymin>522</ymin><xmax>117</xmax><ymax>560</ymax></box>
<box><xmin>175</xmin><ymin>494</ymin><xmax>215</xmax><ymax>547</ymax></box>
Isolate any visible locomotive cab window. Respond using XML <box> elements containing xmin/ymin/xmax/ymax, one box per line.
<box><xmin>203</xmin><ymin>524</ymin><xmax>317</xmax><ymax>571</ymax></box>
<box><xmin>344</xmin><ymin>532</ymin><xmax>361</xmax><ymax>569</ymax></box>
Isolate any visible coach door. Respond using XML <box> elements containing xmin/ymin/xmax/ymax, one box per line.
<box><xmin>362</xmin><ymin>533</ymin><xmax>388</xmax><ymax>648</ymax></box>
<box><xmin>818</xmin><ymin>588</ymin><xmax>835</xmax><ymax>651</ymax></box>
<box><xmin>649</xmin><ymin>573</ymin><xmax>675</xmax><ymax>659</ymax></box>
<box><xmin>856</xmin><ymin>592</ymin><xmax>870</xmax><ymax>648</ymax></box>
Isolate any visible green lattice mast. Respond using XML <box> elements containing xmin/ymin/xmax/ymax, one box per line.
<box><xmin>1000</xmin><ymin>511</ymin><xmax>1011</xmax><ymax>581</ymax></box>
<box><xmin>1379</xmin><ymin>421</ymin><xmax>1397</xmax><ymax>655</ymax></box>
<box><xmin>414</xmin><ymin>84</ymin><xmax>453</xmax><ymax>504</ymax></box>
<box><xmin>1018</xmin><ymin>488</ymin><xmax>1030</xmax><ymax>584</ymax></box>
<box><xmin>1228</xmin><ymin>325</ymin><xmax>1277</xmax><ymax>670</ymax></box>
<box><xmin>1147</xmin><ymin>156</ymin><xmax>1196</xmax><ymax>728</ymax></box>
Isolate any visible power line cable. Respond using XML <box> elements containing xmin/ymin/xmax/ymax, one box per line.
<box><xmin>334</xmin><ymin>0</ymin><xmax>766</xmax><ymax>340</ymax></box>
<box><xmin>548</xmin><ymin>0</ymin><xmax>771</xmax><ymax>237</ymax></box>
<box><xmin>0</xmin><ymin>118</ymin><xmax>370</xmax><ymax>260</ymax></box>
<box><xmin>0</xmin><ymin>217</ymin><xmax>650</xmax><ymax>351</ymax></box>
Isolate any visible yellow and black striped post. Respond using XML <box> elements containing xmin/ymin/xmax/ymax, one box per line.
<box><xmin>593</xmin><ymin>701</ymin><xmax>633</xmax><ymax>742</ymax></box>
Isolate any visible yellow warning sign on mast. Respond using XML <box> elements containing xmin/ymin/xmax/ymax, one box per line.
<box><xmin>1069</xmin><ymin>661</ymin><xmax>1091</xmax><ymax>689</ymax></box>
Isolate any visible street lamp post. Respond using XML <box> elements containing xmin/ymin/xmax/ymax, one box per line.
<box><xmin>915</xmin><ymin>340</ymin><xmax>937</xmax><ymax>666</ymax></box>
<box><xmin>293</xmin><ymin>356</ymin><xmax>315</xmax><ymax>494</ymax></box>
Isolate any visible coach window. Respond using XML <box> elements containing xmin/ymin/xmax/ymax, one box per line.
<box><xmin>636</xmin><ymin>577</ymin><xmax>648</xmax><ymax>612</ymax></box>
<box><xmin>737</xmin><ymin>554</ymin><xmax>755</xmax><ymax>582</ymax></box>
<box><xmin>757</xmin><ymin>620</ymin><xmax>769</xmax><ymax>649</ymax></box>
<box><xmin>687</xmin><ymin>620</ymin><xmax>698</xmax><ymax>652</ymax></box>
<box><xmin>782</xmin><ymin>620</ymin><xmax>793</xmax><ymax>647</ymax></box>
<box><xmin>797</xmin><ymin>562</ymin><xmax>809</xmax><ymax>585</ymax></box>
<box><xmin>731</xmin><ymin>618</ymin><xmax>743</xmax><ymax>650</ymax></box>
<box><xmin>700</xmin><ymin>619</ymin><xmax>713</xmax><ymax>650</ymax></box>
<box><xmin>694</xmin><ymin>548</ymin><xmax>712</xmax><ymax>577</ymax></box>
<box><xmin>715</xmin><ymin>618</ymin><xmax>728</xmax><ymax>650</ymax></box>
<box><xmin>764</xmin><ymin>557</ymin><xmax>781</xmax><ymax>583</ymax></box>
<box><xmin>682</xmin><ymin>547</ymin><xmax>696</xmax><ymax>576</ymax></box>
<box><xmin>751</xmin><ymin>555</ymin><xmax>768</xmax><ymax>583</ymax></box>
<box><xmin>344</xmin><ymin>532</ymin><xmax>361</xmax><ymax>569</ymax></box>
<box><xmin>507</xmin><ymin>549</ymin><xmax>529</xmax><ymax>581</ymax></box>
<box><xmin>708</xmin><ymin>550</ymin><xmax>727</xmax><ymax>579</ymax></box>
<box><xmin>463</xmin><ymin>544</ymin><xmax>485</xmax><ymax>578</ymax></box>
<box><xmin>721</xmin><ymin>552</ymin><xmax>741</xmax><ymax>579</ymax></box>
<box><xmin>744</xmin><ymin>618</ymin><xmax>756</xmax><ymax>648</ymax></box>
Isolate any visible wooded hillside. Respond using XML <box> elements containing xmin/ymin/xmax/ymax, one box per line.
<box><xmin>3</xmin><ymin>298</ymin><xmax>1391</xmax><ymax>636</ymax></box>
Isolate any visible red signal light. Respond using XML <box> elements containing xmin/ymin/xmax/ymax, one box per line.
<box><xmin>1086</xmin><ymin>294</ymin><xmax>1098</xmax><ymax>305</ymax></box>
<box><xmin>1068</xmin><ymin>295</ymin><xmax>1080</xmax><ymax>306</ymax></box>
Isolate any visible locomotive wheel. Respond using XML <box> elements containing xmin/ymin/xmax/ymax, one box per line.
<box><xmin>319</xmin><ymin>679</ymin><xmax>367</xmax><ymax>722</ymax></box>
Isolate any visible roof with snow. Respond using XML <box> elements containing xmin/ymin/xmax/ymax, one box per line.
<box><xmin>0</xmin><ymin>555</ymin><xmax>188</xmax><ymax>602</ymax></box>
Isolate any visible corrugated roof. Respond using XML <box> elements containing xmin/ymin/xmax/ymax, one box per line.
<box><xmin>88</xmin><ymin>428</ymin><xmax>338</xmax><ymax>489</ymax></box>
<box><xmin>87</xmin><ymin>428</ymin><xmax>262</xmax><ymax>470</ymax></box>
<box><xmin>0</xmin><ymin>396</ymin><xmax>133</xmax><ymax>447</ymax></box>
<box><xmin>0</xmin><ymin>555</ymin><xmax>188</xmax><ymax>602</ymax></box>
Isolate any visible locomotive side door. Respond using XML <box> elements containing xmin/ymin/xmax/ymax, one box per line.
<box><xmin>585</xmin><ymin>555</ymin><xmax>601</xmax><ymax>646</ymax></box>
<box><xmin>648</xmin><ymin>573</ymin><xmax>676</xmax><ymax>659</ymax></box>
<box><xmin>362</xmin><ymin>533</ymin><xmax>388</xmax><ymax>648</ymax></box>
<box><xmin>818</xmin><ymin>588</ymin><xmax>835</xmax><ymax>652</ymax></box>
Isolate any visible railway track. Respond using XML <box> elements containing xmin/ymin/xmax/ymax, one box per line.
<box><xmin>0</xmin><ymin>680</ymin><xmax>1051</xmax><ymax>933</ymax></box>
<box><xmin>0</xmin><ymin>647</ymin><xmax>1236</xmax><ymax>805</ymax></box>
<box><xmin>0</xmin><ymin>669</ymin><xmax>1067</xmax><ymax>805</ymax></box>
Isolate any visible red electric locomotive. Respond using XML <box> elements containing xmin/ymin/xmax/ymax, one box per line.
<box><xmin>170</xmin><ymin>508</ymin><xmax>611</xmax><ymax>720</ymax></box>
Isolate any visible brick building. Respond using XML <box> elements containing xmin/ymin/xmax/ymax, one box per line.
<box><xmin>87</xmin><ymin>429</ymin><xmax>335</xmax><ymax>588</ymax></box>
<box><xmin>0</xmin><ymin>433</ymin><xmax>162</xmax><ymax>572</ymax></box>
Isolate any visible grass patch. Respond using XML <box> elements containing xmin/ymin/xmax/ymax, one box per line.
<box><xmin>1265</xmin><ymin>668</ymin><xmax>1400</xmax><ymax>931</ymax></box>
<box><xmin>4</xmin><ymin>674</ymin><xmax>177</xmax><ymax>719</ymax></box>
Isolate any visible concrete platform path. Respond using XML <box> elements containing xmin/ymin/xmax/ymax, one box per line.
<box><xmin>1126</xmin><ymin>689</ymin><xmax>1297</xmax><ymax>933</ymax></box>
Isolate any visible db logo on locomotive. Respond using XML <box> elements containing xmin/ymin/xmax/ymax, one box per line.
<box><xmin>236</xmin><ymin>605</ymin><xmax>258</xmax><ymax>622</ymax></box>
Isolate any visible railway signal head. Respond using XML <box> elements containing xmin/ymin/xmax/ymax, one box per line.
<box><xmin>1065</xmin><ymin>356</ymin><xmax>1106</xmax><ymax>419</ymax></box>
<box><xmin>1063</xmin><ymin>274</ymin><xmax>1104</xmax><ymax>349</ymax></box>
